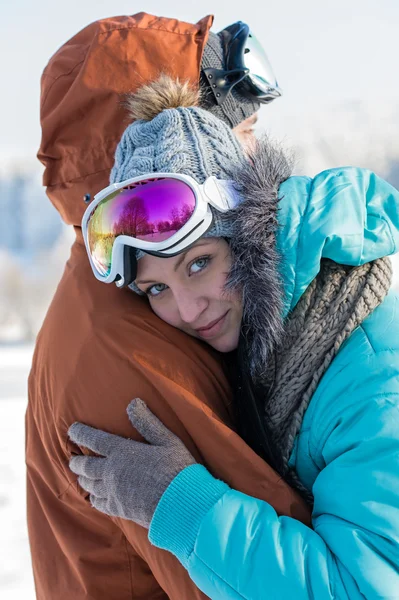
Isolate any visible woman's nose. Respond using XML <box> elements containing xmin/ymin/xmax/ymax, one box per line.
<box><xmin>175</xmin><ymin>288</ymin><xmax>208</xmax><ymax>325</ymax></box>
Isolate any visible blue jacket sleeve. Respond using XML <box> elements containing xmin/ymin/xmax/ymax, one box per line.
<box><xmin>149</xmin><ymin>389</ymin><xmax>399</xmax><ymax>599</ymax></box>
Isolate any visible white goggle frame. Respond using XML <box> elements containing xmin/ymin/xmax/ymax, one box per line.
<box><xmin>82</xmin><ymin>172</ymin><xmax>242</xmax><ymax>287</ymax></box>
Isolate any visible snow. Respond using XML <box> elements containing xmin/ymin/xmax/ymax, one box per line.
<box><xmin>0</xmin><ymin>344</ymin><xmax>35</xmax><ymax>599</ymax></box>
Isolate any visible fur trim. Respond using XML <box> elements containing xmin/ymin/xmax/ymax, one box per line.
<box><xmin>126</xmin><ymin>74</ymin><xmax>200</xmax><ymax>122</ymax></box>
<box><xmin>226</xmin><ymin>137</ymin><xmax>294</xmax><ymax>382</ymax></box>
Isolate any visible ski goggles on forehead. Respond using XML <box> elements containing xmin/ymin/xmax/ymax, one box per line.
<box><xmin>203</xmin><ymin>21</ymin><xmax>282</xmax><ymax>106</ymax></box>
<box><xmin>82</xmin><ymin>173</ymin><xmax>242</xmax><ymax>288</ymax></box>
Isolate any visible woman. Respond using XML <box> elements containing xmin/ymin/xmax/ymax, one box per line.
<box><xmin>69</xmin><ymin>76</ymin><xmax>399</xmax><ymax>598</ymax></box>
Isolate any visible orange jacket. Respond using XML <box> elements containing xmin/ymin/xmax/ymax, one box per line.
<box><xmin>27</xmin><ymin>13</ymin><xmax>311</xmax><ymax>599</ymax></box>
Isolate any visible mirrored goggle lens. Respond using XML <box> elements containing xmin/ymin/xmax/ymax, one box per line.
<box><xmin>87</xmin><ymin>178</ymin><xmax>196</xmax><ymax>277</ymax></box>
<box><xmin>244</xmin><ymin>33</ymin><xmax>279</xmax><ymax>95</ymax></box>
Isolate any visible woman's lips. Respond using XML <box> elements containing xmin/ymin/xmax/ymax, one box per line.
<box><xmin>195</xmin><ymin>311</ymin><xmax>229</xmax><ymax>339</ymax></box>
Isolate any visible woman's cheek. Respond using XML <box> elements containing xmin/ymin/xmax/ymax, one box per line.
<box><xmin>205</xmin><ymin>270</ymin><xmax>226</xmax><ymax>299</ymax></box>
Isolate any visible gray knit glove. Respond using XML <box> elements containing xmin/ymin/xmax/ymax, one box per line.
<box><xmin>68</xmin><ymin>399</ymin><xmax>197</xmax><ymax>528</ymax></box>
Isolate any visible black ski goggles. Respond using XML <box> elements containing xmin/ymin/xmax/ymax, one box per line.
<box><xmin>203</xmin><ymin>21</ymin><xmax>281</xmax><ymax>106</ymax></box>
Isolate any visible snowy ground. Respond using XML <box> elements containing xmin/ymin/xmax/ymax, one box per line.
<box><xmin>0</xmin><ymin>345</ymin><xmax>35</xmax><ymax>599</ymax></box>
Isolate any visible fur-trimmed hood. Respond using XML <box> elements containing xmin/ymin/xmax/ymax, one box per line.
<box><xmin>226</xmin><ymin>138</ymin><xmax>399</xmax><ymax>383</ymax></box>
<box><xmin>226</xmin><ymin>138</ymin><xmax>293</xmax><ymax>383</ymax></box>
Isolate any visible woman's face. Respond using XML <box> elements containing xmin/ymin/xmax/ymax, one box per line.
<box><xmin>135</xmin><ymin>238</ymin><xmax>243</xmax><ymax>352</ymax></box>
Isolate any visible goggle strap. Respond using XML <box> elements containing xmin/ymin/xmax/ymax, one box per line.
<box><xmin>202</xmin><ymin>67</ymin><xmax>249</xmax><ymax>106</ymax></box>
<box><xmin>216</xmin><ymin>180</ymin><xmax>243</xmax><ymax>210</ymax></box>
<box><xmin>118</xmin><ymin>246</ymin><xmax>137</xmax><ymax>288</ymax></box>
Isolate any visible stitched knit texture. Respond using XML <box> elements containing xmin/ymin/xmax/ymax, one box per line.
<box><xmin>110</xmin><ymin>106</ymin><xmax>243</xmax><ymax>185</ymax></box>
<box><xmin>199</xmin><ymin>32</ymin><xmax>260</xmax><ymax>128</ymax></box>
<box><xmin>110</xmin><ymin>105</ymin><xmax>245</xmax><ymax>293</ymax></box>
<box><xmin>264</xmin><ymin>256</ymin><xmax>393</xmax><ymax>502</ymax></box>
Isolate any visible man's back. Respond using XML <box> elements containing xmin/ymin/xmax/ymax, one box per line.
<box><xmin>26</xmin><ymin>234</ymin><xmax>227</xmax><ymax>598</ymax></box>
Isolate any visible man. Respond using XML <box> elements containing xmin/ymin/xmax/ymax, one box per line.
<box><xmin>27</xmin><ymin>12</ymin><xmax>310</xmax><ymax>599</ymax></box>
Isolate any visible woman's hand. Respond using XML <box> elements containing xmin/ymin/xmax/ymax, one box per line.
<box><xmin>68</xmin><ymin>399</ymin><xmax>197</xmax><ymax>528</ymax></box>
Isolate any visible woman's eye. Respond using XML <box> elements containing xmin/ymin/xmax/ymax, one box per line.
<box><xmin>189</xmin><ymin>256</ymin><xmax>210</xmax><ymax>275</ymax></box>
<box><xmin>147</xmin><ymin>283</ymin><xmax>168</xmax><ymax>297</ymax></box>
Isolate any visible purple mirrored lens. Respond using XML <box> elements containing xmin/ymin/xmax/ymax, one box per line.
<box><xmin>87</xmin><ymin>178</ymin><xmax>196</xmax><ymax>276</ymax></box>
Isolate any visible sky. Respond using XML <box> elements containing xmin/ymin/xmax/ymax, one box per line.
<box><xmin>1</xmin><ymin>0</ymin><xmax>399</xmax><ymax>170</ymax></box>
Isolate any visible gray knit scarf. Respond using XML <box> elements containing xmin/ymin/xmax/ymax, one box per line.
<box><xmin>264</xmin><ymin>257</ymin><xmax>392</xmax><ymax>501</ymax></box>
<box><xmin>227</xmin><ymin>138</ymin><xmax>393</xmax><ymax>502</ymax></box>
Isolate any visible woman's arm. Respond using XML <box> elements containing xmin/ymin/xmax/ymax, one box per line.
<box><xmin>150</xmin><ymin>388</ymin><xmax>399</xmax><ymax>599</ymax></box>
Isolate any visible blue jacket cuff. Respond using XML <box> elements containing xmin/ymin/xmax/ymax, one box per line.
<box><xmin>148</xmin><ymin>464</ymin><xmax>230</xmax><ymax>567</ymax></box>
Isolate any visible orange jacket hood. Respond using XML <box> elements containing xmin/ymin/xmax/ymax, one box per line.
<box><xmin>37</xmin><ymin>12</ymin><xmax>213</xmax><ymax>226</ymax></box>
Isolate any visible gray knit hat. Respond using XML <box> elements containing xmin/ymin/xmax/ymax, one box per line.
<box><xmin>200</xmin><ymin>31</ymin><xmax>260</xmax><ymax>128</ymax></box>
<box><xmin>110</xmin><ymin>76</ymin><xmax>245</xmax><ymax>293</ymax></box>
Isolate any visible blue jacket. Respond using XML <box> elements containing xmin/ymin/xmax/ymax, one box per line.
<box><xmin>149</xmin><ymin>168</ymin><xmax>399</xmax><ymax>599</ymax></box>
